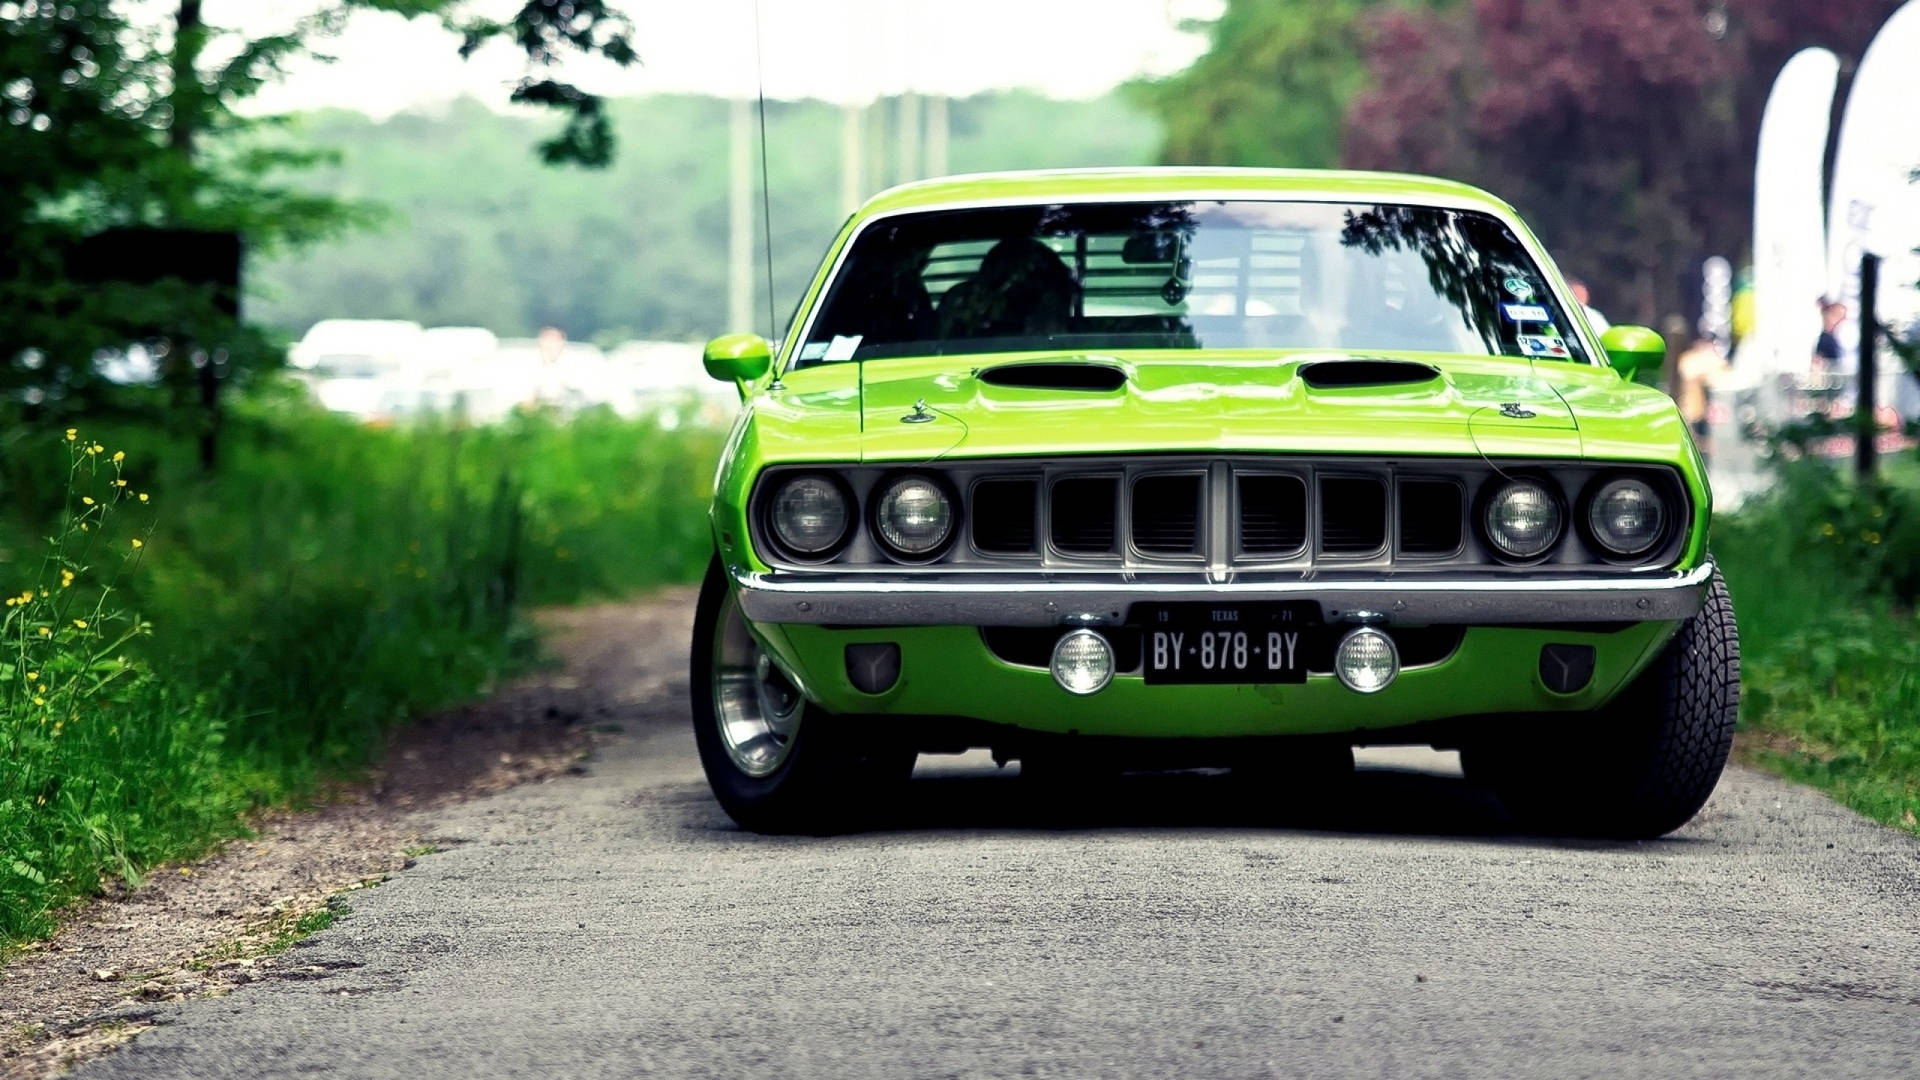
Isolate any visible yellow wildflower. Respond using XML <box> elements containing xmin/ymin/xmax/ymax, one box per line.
<box><xmin>131</xmin><ymin>538</ymin><xmax>143</xmax><ymax>549</ymax></box>
<box><xmin>26</xmin><ymin>672</ymin><xmax>37</xmax><ymax>681</ymax></box>
<box><xmin>60</xmin><ymin>569</ymin><xmax>74</xmax><ymax>587</ymax></box>
<box><xmin>37</xmin><ymin>627</ymin><xmax>50</xmax><ymax>637</ymax></box>
<box><xmin>19</xmin><ymin>590</ymin><xmax>32</xmax><ymax>602</ymax></box>
<box><xmin>65</xmin><ymin>428</ymin><xmax>77</xmax><ymax>441</ymax></box>
<box><xmin>32</xmin><ymin>696</ymin><xmax>44</xmax><ymax>706</ymax></box>
<box><xmin>79</xmin><ymin>523</ymin><xmax>88</xmax><ymax>532</ymax></box>
<box><xmin>89</xmin><ymin>443</ymin><xmax>103</xmax><ymax>454</ymax></box>
<box><xmin>115</xmin><ymin>479</ymin><xmax>127</xmax><ymax>487</ymax></box>
<box><xmin>112</xmin><ymin>450</ymin><xmax>124</xmax><ymax>463</ymax></box>
<box><xmin>72</xmin><ymin>618</ymin><xmax>88</xmax><ymax>629</ymax></box>
<box><xmin>81</xmin><ymin>496</ymin><xmax>95</xmax><ymax>506</ymax></box>
<box><xmin>138</xmin><ymin>493</ymin><xmax>149</xmax><ymax>503</ymax></box>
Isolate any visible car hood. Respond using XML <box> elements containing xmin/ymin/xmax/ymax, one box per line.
<box><xmin>850</xmin><ymin>350</ymin><xmax>1587</xmax><ymax>462</ymax></box>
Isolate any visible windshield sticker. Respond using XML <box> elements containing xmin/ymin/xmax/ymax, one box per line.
<box><xmin>822</xmin><ymin>334</ymin><xmax>863</xmax><ymax>363</ymax></box>
<box><xmin>798</xmin><ymin>342</ymin><xmax>829</xmax><ymax>361</ymax></box>
<box><xmin>1502</xmin><ymin>303</ymin><xmax>1551</xmax><ymax>322</ymax></box>
<box><xmin>1517</xmin><ymin>333</ymin><xmax>1570</xmax><ymax>359</ymax></box>
<box><xmin>1503</xmin><ymin>277</ymin><xmax>1535</xmax><ymax>300</ymax></box>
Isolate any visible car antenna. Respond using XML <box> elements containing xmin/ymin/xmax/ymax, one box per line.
<box><xmin>752</xmin><ymin>0</ymin><xmax>781</xmax><ymax>389</ymax></box>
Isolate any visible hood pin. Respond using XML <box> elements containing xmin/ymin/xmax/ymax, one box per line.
<box><xmin>901</xmin><ymin>399</ymin><xmax>936</xmax><ymax>424</ymax></box>
<box><xmin>1499</xmin><ymin>402</ymin><xmax>1536</xmax><ymax>419</ymax></box>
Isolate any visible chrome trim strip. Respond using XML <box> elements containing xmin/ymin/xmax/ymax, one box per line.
<box><xmin>731</xmin><ymin>561</ymin><xmax>1715</xmax><ymax>628</ymax></box>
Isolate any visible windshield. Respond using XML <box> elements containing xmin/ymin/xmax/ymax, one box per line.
<box><xmin>795</xmin><ymin>200</ymin><xmax>1589</xmax><ymax>366</ymax></box>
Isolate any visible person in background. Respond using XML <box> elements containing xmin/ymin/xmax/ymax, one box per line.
<box><xmin>1568</xmin><ymin>277</ymin><xmax>1610</xmax><ymax>334</ymax></box>
<box><xmin>1812</xmin><ymin>299</ymin><xmax>1846</xmax><ymax>372</ymax></box>
<box><xmin>1675</xmin><ymin>337</ymin><xmax>1728</xmax><ymax>462</ymax></box>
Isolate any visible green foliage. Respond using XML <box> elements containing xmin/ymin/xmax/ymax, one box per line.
<box><xmin>1718</xmin><ymin>460</ymin><xmax>1920</xmax><ymax>834</ymax></box>
<box><xmin>1342</xmin><ymin>0</ymin><xmax>1904</xmax><ymax>326</ymax></box>
<box><xmin>445</xmin><ymin>0</ymin><xmax>639</xmax><ymax>167</ymax></box>
<box><xmin>0</xmin><ymin>395</ymin><xmax>718</xmax><ymax>944</ymax></box>
<box><xmin>1128</xmin><ymin>0</ymin><xmax>1421</xmax><ymax>169</ymax></box>
<box><xmin>1</xmin><ymin>0</ymin><xmax>636</xmax><ymax>441</ymax></box>
<box><xmin>245</xmin><ymin>92</ymin><xmax>1160</xmax><ymax>342</ymax></box>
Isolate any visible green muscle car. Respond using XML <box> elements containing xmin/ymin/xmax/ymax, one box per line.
<box><xmin>691</xmin><ymin>167</ymin><xmax>1738</xmax><ymax>838</ymax></box>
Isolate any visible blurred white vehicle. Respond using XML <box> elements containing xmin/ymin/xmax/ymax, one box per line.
<box><xmin>289</xmin><ymin>319</ymin><xmax>424</xmax><ymax>419</ymax></box>
<box><xmin>607</xmin><ymin>340</ymin><xmax>738</xmax><ymax>428</ymax></box>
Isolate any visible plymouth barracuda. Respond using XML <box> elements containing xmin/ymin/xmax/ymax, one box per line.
<box><xmin>690</xmin><ymin>167</ymin><xmax>1738</xmax><ymax>838</ymax></box>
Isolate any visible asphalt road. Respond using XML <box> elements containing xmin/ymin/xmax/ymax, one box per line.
<box><xmin>81</xmin><ymin>601</ymin><xmax>1920</xmax><ymax>1079</ymax></box>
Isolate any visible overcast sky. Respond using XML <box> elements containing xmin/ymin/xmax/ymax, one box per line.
<box><xmin>187</xmin><ymin>0</ymin><xmax>1216</xmax><ymax>116</ymax></box>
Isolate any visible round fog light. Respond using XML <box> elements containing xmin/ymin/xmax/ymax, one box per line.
<box><xmin>1334</xmin><ymin>627</ymin><xmax>1400</xmax><ymax>694</ymax></box>
<box><xmin>1050</xmin><ymin>629</ymin><xmax>1115</xmax><ymax>695</ymax></box>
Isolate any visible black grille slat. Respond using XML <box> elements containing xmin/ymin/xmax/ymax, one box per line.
<box><xmin>1050</xmin><ymin>477</ymin><xmax>1118</xmax><ymax>554</ymax></box>
<box><xmin>1238</xmin><ymin>475</ymin><xmax>1307</xmax><ymax>555</ymax></box>
<box><xmin>1398</xmin><ymin>479</ymin><xmax>1463</xmax><ymax>555</ymax></box>
<box><xmin>1319</xmin><ymin>477</ymin><xmax>1387</xmax><ymax>555</ymax></box>
<box><xmin>1131</xmin><ymin>475</ymin><xmax>1202</xmax><ymax>555</ymax></box>
<box><xmin>971</xmin><ymin>478</ymin><xmax>1038</xmax><ymax>554</ymax></box>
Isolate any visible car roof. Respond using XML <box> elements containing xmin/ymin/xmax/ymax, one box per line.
<box><xmin>855</xmin><ymin>167</ymin><xmax>1514</xmax><ymax>220</ymax></box>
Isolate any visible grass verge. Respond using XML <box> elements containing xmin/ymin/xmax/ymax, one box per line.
<box><xmin>0</xmin><ymin>390</ymin><xmax>720</xmax><ymax>946</ymax></box>
<box><xmin>1717</xmin><ymin>457</ymin><xmax>1920</xmax><ymax>834</ymax></box>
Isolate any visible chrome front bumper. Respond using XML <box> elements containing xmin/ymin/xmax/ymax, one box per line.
<box><xmin>730</xmin><ymin>562</ymin><xmax>1715</xmax><ymax>628</ymax></box>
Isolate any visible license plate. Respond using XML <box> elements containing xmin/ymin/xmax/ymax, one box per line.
<box><xmin>1133</xmin><ymin>602</ymin><xmax>1318</xmax><ymax>685</ymax></box>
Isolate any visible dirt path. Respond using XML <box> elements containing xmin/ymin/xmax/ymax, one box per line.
<box><xmin>0</xmin><ymin>595</ymin><xmax>694</xmax><ymax>1080</ymax></box>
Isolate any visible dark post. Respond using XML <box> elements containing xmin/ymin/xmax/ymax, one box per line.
<box><xmin>1857</xmin><ymin>253</ymin><xmax>1881</xmax><ymax>480</ymax></box>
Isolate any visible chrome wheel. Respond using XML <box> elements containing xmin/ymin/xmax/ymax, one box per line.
<box><xmin>711</xmin><ymin>590</ymin><xmax>803</xmax><ymax>777</ymax></box>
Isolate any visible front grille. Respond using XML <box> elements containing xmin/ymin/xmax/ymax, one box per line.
<box><xmin>1237</xmin><ymin>474</ymin><xmax>1307</xmax><ymax>555</ymax></box>
<box><xmin>1050</xmin><ymin>477</ymin><xmax>1117</xmax><ymax>555</ymax></box>
<box><xmin>972</xmin><ymin>478</ymin><xmax>1038</xmax><ymax>554</ymax></box>
<box><xmin>1131</xmin><ymin>474</ymin><xmax>1202</xmax><ymax>556</ymax></box>
<box><xmin>750</xmin><ymin>456</ymin><xmax>1690</xmax><ymax>573</ymax></box>
<box><xmin>1320</xmin><ymin>477</ymin><xmax>1387</xmax><ymax>555</ymax></box>
<box><xmin>1398</xmin><ymin>479</ymin><xmax>1464</xmax><ymax>555</ymax></box>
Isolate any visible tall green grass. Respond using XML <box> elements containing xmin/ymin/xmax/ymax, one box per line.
<box><xmin>1717</xmin><ymin>458</ymin><xmax>1920</xmax><ymax>832</ymax></box>
<box><xmin>0</xmin><ymin>392</ymin><xmax>720</xmax><ymax>943</ymax></box>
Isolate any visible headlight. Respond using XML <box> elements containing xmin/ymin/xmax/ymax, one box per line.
<box><xmin>769</xmin><ymin>474</ymin><xmax>851</xmax><ymax>556</ymax></box>
<box><xmin>874</xmin><ymin>474</ymin><xmax>955</xmax><ymax>557</ymax></box>
<box><xmin>1587</xmin><ymin>477</ymin><xmax>1666</xmax><ymax>556</ymax></box>
<box><xmin>1483</xmin><ymin>478</ymin><xmax>1563</xmax><ymax>559</ymax></box>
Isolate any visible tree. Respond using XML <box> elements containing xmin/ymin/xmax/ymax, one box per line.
<box><xmin>1343</xmin><ymin>0</ymin><xmax>1904</xmax><ymax>327</ymax></box>
<box><xmin>0</xmin><ymin>0</ymin><xmax>637</xmax><ymax>464</ymax></box>
<box><xmin>1129</xmin><ymin>0</ymin><xmax>1443</xmax><ymax>170</ymax></box>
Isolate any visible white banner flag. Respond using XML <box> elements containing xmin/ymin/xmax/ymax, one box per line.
<box><xmin>1827</xmin><ymin>0</ymin><xmax>1920</xmax><ymax>370</ymax></box>
<box><xmin>1743</xmin><ymin>48</ymin><xmax>1838</xmax><ymax>380</ymax></box>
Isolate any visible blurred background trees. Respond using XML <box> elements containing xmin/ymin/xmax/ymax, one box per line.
<box><xmin>7</xmin><ymin>0</ymin><xmax>1914</xmax><ymax>409</ymax></box>
<box><xmin>245</xmin><ymin>93</ymin><xmax>1155</xmax><ymax>342</ymax></box>
<box><xmin>1134</xmin><ymin>0</ymin><xmax>1906</xmax><ymax>329</ymax></box>
<box><xmin>1</xmin><ymin>0</ymin><xmax>637</xmax><ymax>458</ymax></box>
<box><xmin>1339</xmin><ymin>0</ymin><xmax>1903</xmax><ymax>328</ymax></box>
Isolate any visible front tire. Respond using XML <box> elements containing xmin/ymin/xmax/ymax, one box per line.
<box><xmin>690</xmin><ymin>558</ymin><xmax>911</xmax><ymax>834</ymax></box>
<box><xmin>1472</xmin><ymin>570</ymin><xmax>1740</xmax><ymax>838</ymax></box>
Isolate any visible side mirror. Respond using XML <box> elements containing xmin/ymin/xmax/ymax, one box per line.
<box><xmin>702</xmin><ymin>333</ymin><xmax>771</xmax><ymax>383</ymax></box>
<box><xmin>1599</xmin><ymin>325</ymin><xmax>1665</xmax><ymax>384</ymax></box>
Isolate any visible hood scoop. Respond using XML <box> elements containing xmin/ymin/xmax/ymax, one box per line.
<box><xmin>977</xmin><ymin>361</ymin><xmax>1127</xmax><ymax>392</ymax></box>
<box><xmin>1299</xmin><ymin>358</ymin><xmax>1442</xmax><ymax>389</ymax></box>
